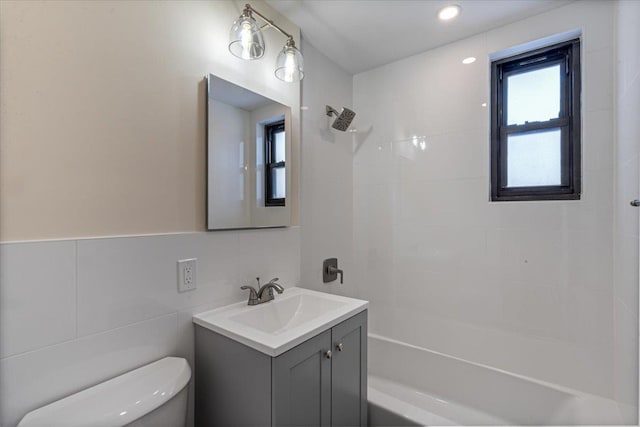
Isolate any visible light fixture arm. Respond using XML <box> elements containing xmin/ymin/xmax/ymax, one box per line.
<box><xmin>243</xmin><ymin>4</ymin><xmax>296</xmax><ymax>47</ymax></box>
<box><xmin>229</xmin><ymin>3</ymin><xmax>303</xmax><ymax>81</ymax></box>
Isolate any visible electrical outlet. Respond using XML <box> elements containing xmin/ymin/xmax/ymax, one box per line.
<box><xmin>177</xmin><ymin>258</ymin><xmax>197</xmax><ymax>292</ymax></box>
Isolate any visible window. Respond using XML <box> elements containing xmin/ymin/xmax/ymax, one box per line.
<box><xmin>264</xmin><ymin>120</ymin><xmax>286</xmax><ymax>206</ymax></box>
<box><xmin>491</xmin><ymin>39</ymin><xmax>581</xmax><ymax>201</ymax></box>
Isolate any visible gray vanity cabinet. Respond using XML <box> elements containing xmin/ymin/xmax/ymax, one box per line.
<box><xmin>195</xmin><ymin>310</ymin><xmax>367</xmax><ymax>427</ymax></box>
<box><xmin>330</xmin><ymin>311</ymin><xmax>368</xmax><ymax>427</ymax></box>
<box><xmin>272</xmin><ymin>329</ymin><xmax>332</xmax><ymax>426</ymax></box>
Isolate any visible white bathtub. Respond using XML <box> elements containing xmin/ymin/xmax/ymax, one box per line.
<box><xmin>368</xmin><ymin>334</ymin><xmax>624</xmax><ymax>426</ymax></box>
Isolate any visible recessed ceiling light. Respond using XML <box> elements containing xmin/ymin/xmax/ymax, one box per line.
<box><xmin>438</xmin><ymin>5</ymin><xmax>461</xmax><ymax>21</ymax></box>
<box><xmin>462</xmin><ymin>56</ymin><xmax>476</xmax><ymax>64</ymax></box>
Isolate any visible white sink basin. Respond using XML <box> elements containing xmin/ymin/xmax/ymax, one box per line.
<box><xmin>193</xmin><ymin>287</ymin><xmax>368</xmax><ymax>356</ymax></box>
<box><xmin>229</xmin><ymin>293</ymin><xmax>349</xmax><ymax>334</ymax></box>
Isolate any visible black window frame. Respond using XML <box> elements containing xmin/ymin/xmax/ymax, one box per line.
<box><xmin>490</xmin><ymin>39</ymin><xmax>581</xmax><ymax>202</ymax></box>
<box><xmin>264</xmin><ymin>120</ymin><xmax>286</xmax><ymax>207</ymax></box>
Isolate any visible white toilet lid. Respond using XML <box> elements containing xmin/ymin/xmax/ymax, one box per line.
<box><xmin>17</xmin><ymin>357</ymin><xmax>191</xmax><ymax>427</ymax></box>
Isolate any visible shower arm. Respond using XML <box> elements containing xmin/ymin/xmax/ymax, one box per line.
<box><xmin>326</xmin><ymin>105</ymin><xmax>340</xmax><ymax>117</ymax></box>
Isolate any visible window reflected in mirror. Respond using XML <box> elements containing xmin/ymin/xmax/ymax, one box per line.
<box><xmin>265</xmin><ymin>120</ymin><xmax>286</xmax><ymax>206</ymax></box>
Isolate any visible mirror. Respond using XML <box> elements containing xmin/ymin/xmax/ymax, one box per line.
<box><xmin>207</xmin><ymin>74</ymin><xmax>291</xmax><ymax>230</ymax></box>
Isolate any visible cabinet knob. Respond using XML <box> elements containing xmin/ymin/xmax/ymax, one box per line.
<box><xmin>631</xmin><ymin>200</ymin><xmax>640</xmax><ymax>207</ymax></box>
<box><xmin>336</xmin><ymin>343</ymin><xmax>343</xmax><ymax>352</ymax></box>
<box><xmin>324</xmin><ymin>350</ymin><xmax>332</xmax><ymax>359</ymax></box>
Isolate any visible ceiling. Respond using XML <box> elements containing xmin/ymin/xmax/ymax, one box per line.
<box><xmin>266</xmin><ymin>0</ymin><xmax>573</xmax><ymax>74</ymax></box>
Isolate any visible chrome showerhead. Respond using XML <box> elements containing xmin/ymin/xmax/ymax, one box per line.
<box><xmin>326</xmin><ymin>105</ymin><xmax>356</xmax><ymax>132</ymax></box>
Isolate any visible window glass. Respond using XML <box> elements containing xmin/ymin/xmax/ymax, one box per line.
<box><xmin>271</xmin><ymin>167</ymin><xmax>286</xmax><ymax>199</ymax></box>
<box><xmin>274</xmin><ymin>131</ymin><xmax>285</xmax><ymax>163</ymax></box>
<box><xmin>507</xmin><ymin>129</ymin><xmax>562</xmax><ymax>187</ymax></box>
<box><xmin>507</xmin><ymin>64</ymin><xmax>560</xmax><ymax>125</ymax></box>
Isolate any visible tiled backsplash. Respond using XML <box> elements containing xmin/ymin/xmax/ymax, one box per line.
<box><xmin>0</xmin><ymin>227</ymin><xmax>300</xmax><ymax>427</ymax></box>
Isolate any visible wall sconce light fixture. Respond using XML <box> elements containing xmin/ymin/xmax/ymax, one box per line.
<box><xmin>229</xmin><ymin>3</ymin><xmax>304</xmax><ymax>82</ymax></box>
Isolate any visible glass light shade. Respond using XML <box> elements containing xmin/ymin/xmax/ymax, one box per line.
<box><xmin>275</xmin><ymin>45</ymin><xmax>304</xmax><ymax>82</ymax></box>
<box><xmin>229</xmin><ymin>15</ymin><xmax>265</xmax><ymax>60</ymax></box>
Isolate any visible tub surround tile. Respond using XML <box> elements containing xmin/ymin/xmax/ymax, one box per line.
<box><xmin>392</xmin><ymin>130</ymin><xmax>489</xmax><ymax>184</ymax></box>
<box><xmin>617</xmin><ymin>84</ymin><xmax>640</xmax><ymax>158</ymax></box>
<box><xmin>353</xmin><ymin>0</ymin><xmax>617</xmax><ymax>399</ymax></box>
<box><xmin>484</xmin><ymin>0</ymin><xmax>612</xmax><ymax>55</ymax></box>
<box><xmin>613</xmin><ymin>0</ymin><xmax>640</xmax><ymax>417</ymax></box>
<box><xmin>614</xmin><ymin>232</ymin><xmax>639</xmax><ymax>318</ymax></box>
<box><xmin>583</xmin><ymin>48</ymin><xmax>614</xmax><ymax>112</ymax></box>
<box><xmin>394</xmin><ymin>178</ymin><xmax>490</xmax><ymax>228</ymax></box>
<box><xmin>369</xmin><ymin>306</ymin><xmax>614</xmax><ymax>398</ymax></box>
<box><xmin>583</xmin><ymin>110</ymin><xmax>614</xmax><ymax>173</ymax></box>
<box><xmin>614</xmin><ymin>301</ymin><xmax>639</xmax><ymax>416</ymax></box>
<box><xmin>299</xmin><ymin>40</ymin><xmax>355</xmax><ymax>296</ymax></box>
<box><xmin>617</xmin><ymin>401</ymin><xmax>639</xmax><ymax>426</ymax></box>
<box><xmin>616</xmin><ymin>156</ymin><xmax>639</xmax><ymax>238</ymax></box>
<box><xmin>0</xmin><ymin>241</ymin><xmax>77</xmax><ymax>358</ymax></box>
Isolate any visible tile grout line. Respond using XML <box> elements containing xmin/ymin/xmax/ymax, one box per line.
<box><xmin>0</xmin><ymin>227</ymin><xmax>302</xmax><ymax>245</ymax></box>
<box><xmin>0</xmin><ymin>311</ymin><xmax>180</xmax><ymax>362</ymax></box>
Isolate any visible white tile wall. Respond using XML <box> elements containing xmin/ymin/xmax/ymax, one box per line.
<box><xmin>0</xmin><ymin>228</ymin><xmax>301</xmax><ymax>427</ymax></box>
<box><xmin>614</xmin><ymin>301</ymin><xmax>638</xmax><ymax>422</ymax></box>
<box><xmin>76</xmin><ymin>229</ymin><xmax>299</xmax><ymax>336</ymax></box>
<box><xmin>299</xmin><ymin>39</ymin><xmax>355</xmax><ymax>298</ymax></box>
<box><xmin>352</xmin><ymin>1</ymin><xmax>618</xmax><ymax>397</ymax></box>
<box><xmin>613</xmin><ymin>0</ymin><xmax>640</xmax><ymax>423</ymax></box>
<box><xmin>0</xmin><ymin>241</ymin><xmax>77</xmax><ymax>358</ymax></box>
<box><xmin>0</xmin><ymin>313</ymin><xmax>179</xmax><ymax>427</ymax></box>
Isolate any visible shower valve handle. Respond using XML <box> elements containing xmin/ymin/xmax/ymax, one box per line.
<box><xmin>323</xmin><ymin>258</ymin><xmax>344</xmax><ymax>284</ymax></box>
<box><xmin>327</xmin><ymin>266</ymin><xmax>343</xmax><ymax>284</ymax></box>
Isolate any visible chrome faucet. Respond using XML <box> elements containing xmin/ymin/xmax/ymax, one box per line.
<box><xmin>240</xmin><ymin>277</ymin><xmax>284</xmax><ymax>305</ymax></box>
<box><xmin>257</xmin><ymin>277</ymin><xmax>284</xmax><ymax>303</ymax></box>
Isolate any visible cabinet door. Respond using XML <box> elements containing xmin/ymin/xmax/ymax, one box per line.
<box><xmin>272</xmin><ymin>329</ymin><xmax>332</xmax><ymax>427</ymax></box>
<box><xmin>331</xmin><ymin>310</ymin><xmax>367</xmax><ymax>427</ymax></box>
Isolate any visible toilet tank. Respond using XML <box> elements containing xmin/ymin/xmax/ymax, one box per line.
<box><xmin>17</xmin><ymin>357</ymin><xmax>191</xmax><ymax>427</ymax></box>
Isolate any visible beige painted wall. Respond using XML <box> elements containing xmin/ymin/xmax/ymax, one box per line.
<box><xmin>0</xmin><ymin>0</ymin><xmax>300</xmax><ymax>242</ymax></box>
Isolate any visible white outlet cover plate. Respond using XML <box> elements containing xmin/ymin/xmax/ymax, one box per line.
<box><xmin>178</xmin><ymin>258</ymin><xmax>197</xmax><ymax>292</ymax></box>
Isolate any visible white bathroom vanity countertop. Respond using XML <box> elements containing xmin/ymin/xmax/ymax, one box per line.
<box><xmin>193</xmin><ymin>287</ymin><xmax>368</xmax><ymax>356</ymax></box>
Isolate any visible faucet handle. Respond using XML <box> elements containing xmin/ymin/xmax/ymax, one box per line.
<box><xmin>267</xmin><ymin>277</ymin><xmax>280</xmax><ymax>284</ymax></box>
<box><xmin>240</xmin><ymin>285</ymin><xmax>259</xmax><ymax>305</ymax></box>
